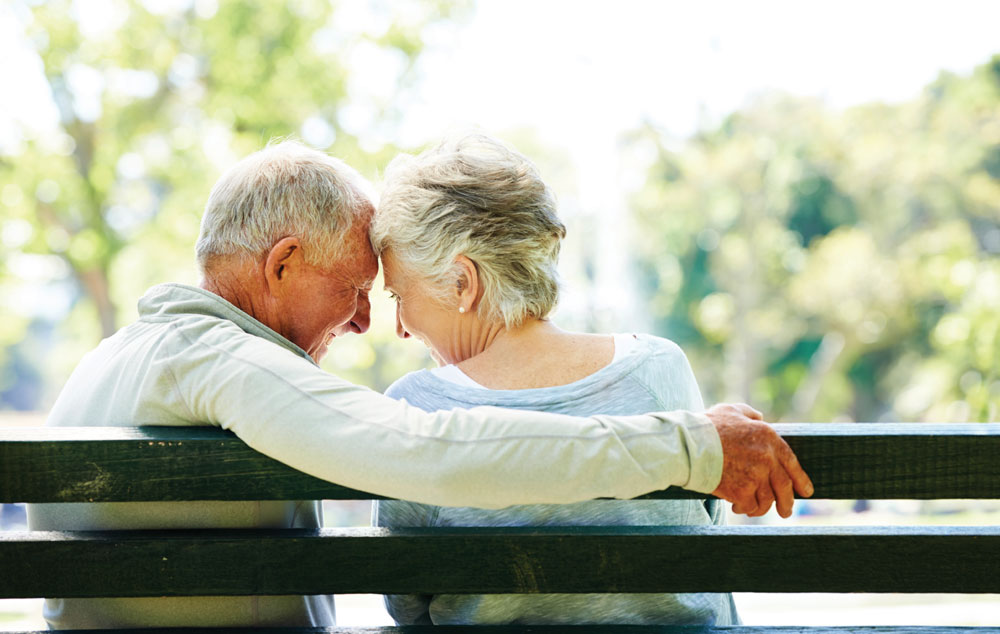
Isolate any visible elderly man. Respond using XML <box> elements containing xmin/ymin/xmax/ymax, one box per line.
<box><xmin>29</xmin><ymin>140</ymin><xmax>812</xmax><ymax>628</ymax></box>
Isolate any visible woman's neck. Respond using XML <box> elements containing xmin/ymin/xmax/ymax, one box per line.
<box><xmin>455</xmin><ymin>320</ymin><xmax>614</xmax><ymax>390</ymax></box>
<box><xmin>467</xmin><ymin>318</ymin><xmax>558</xmax><ymax>359</ymax></box>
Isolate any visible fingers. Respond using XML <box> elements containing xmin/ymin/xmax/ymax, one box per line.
<box><xmin>730</xmin><ymin>443</ymin><xmax>810</xmax><ymax>519</ymax></box>
<box><xmin>707</xmin><ymin>402</ymin><xmax>762</xmax><ymax>422</ymax></box>
<box><xmin>709</xmin><ymin>403</ymin><xmax>814</xmax><ymax>519</ymax></box>
<box><xmin>726</xmin><ymin>482</ymin><xmax>758</xmax><ymax>516</ymax></box>
<box><xmin>729</xmin><ymin>483</ymin><xmax>776</xmax><ymax>518</ymax></box>
<box><xmin>778</xmin><ymin>442</ymin><xmax>815</xmax><ymax>498</ymax></box>
<box><xmin>749</xmin><ymin>484</ymin><xmax>775</xmax><ymax>517</ymax></box>
<box><xmin>732</xmin><ymin>402</ymin><xmax>764</xmax><ymax>421</ymax></box>
<box><xmin>771</xmin><ymin>468</ymin><xmax>794</xmax><ymax>518</ymax></box>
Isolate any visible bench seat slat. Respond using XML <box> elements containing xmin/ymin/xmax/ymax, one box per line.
<box><xmin>19</xmin><ymin>627</ymin><xmax>1000</xmax><ymax>633</ymax></box>
<box><xmin>3</xmin><ymin>526</ymin><xmax>1000</xmax><ymax>597</ymax></box>
<box><xmin>4</xmin><ymin>424</ymin><xmax>1000</xmax><ymax>503</ymax></box>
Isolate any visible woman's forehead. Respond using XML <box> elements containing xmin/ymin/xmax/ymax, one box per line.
<box><xmin>379</xmin><ymin>250</ymin><xmax>401</xmax><ymax>284</ymax></box>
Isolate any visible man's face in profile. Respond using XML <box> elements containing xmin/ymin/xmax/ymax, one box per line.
<box><xmin>280</xmin><ymin>219</ymin><xmax>379</xmax><ymax>362</ymax></box>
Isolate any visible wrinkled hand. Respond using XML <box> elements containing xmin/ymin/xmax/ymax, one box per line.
<box><xmin>707</xmin><ymin>403</ymin><xmax>813</xmax><ymax>518</ymax></box>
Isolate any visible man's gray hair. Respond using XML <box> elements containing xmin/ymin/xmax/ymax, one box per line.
<box><xmin>371</xmin><ymin>134</ymin><xmax>566</xmax><ymax>329</ymax></box>
<box><xmin>196</xmin><ymin>140</ymin><xmax>373</xmax><ymax>270</ymax></box>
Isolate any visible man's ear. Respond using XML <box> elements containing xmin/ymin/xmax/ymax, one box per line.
<box><xmin>264</xmin><ymin>237</ymin><xmax>305</xmax><ymax>294</ymax></box>
<box><xmin>454</xmin><ymin>254</ymin><xmax>480</xmax><ymax>312</ymax></box>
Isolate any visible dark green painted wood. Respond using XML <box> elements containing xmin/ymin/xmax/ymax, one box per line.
<box><xmin>3</xmin><ymin>526</ymin><xmax>1000</xmax><ymax>598</ymax></box>
<box><xmin>0</xmin><ymin>426</ymin><xmax>381</xmax><ymax>503</ymax></box>
<box><xmin>3</xmin><ymin>424</ymin><xmax>1000</xmax><ymax>502</ymax></box>
<box><xmin>773</xmin><ymin>423</ymin><xmax>1000</xmax><ymax>500</ymax></box>
<box><xmin>8</xmin><ymin>613</ymin><xmax>995</xmax><ymax>631</ymax></box>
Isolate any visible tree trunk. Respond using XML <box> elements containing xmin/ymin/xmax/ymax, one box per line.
<box><xmin>76</xmin><ymin>267</ymin><xmax>117</xmax><ymax>339</ymax></box>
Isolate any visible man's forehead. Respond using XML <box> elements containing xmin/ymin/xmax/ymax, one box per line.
<box><xmin>361</xmin><ymin>246</ymin><xmax>379</xmax><ymax>282</ymax></box>
<box><xmin>356</xmin><ymin>239</ymin><xmax>379</xmax><ymax>281</ymax></box>
<box><xmin>332</xmin><ymin>226</ymin><xmax>377</xmax><ymax>280</ymax></box>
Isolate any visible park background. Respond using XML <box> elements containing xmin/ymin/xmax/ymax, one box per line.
<box><xmin>1</xmin><ymin>0</ymin><xmax>999</xmax><ymax>627</ymax></box>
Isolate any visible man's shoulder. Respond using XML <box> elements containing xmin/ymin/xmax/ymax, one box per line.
<box><xmin>43</xmin><ymin>314</ymin><xmax>232</xmax><ymax>429</ymax></box>
<box><xmin>132</xmin><ymin>284</ymin><xmax>308</xmax><ymax>364</ymax></box>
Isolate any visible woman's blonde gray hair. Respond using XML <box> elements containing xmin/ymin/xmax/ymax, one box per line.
<box><xmin>371</xmin><ymin>134</ymin><xmax>566</xmax><ymax>328</ymax></box>
<box><xmin>196</xmin><ymin>139</ymin><xmax>372</xmax><ymax>271</ymax></box>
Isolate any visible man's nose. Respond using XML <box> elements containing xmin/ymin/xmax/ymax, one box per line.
<box><xmin>348</xmin><ymin>295</ymin><xmax>371</xmax><ymax>334</ymax></box>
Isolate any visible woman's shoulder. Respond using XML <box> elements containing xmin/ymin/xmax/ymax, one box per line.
<box><xmin>617</xmin><ymin>333</ymin><xmax>703</xmax><ymax>410</ymax></box>
<box><xmin>384</xmin><ymin>367</ymin><xmax>485</xmax><ymax>411</ymax></box>
<box><xmin>618</xmin><ymin>333</ymin><xmax>689</xmax><ymax>363</ymax></box>
<box><xmin>384</xmin><ymin>369</ymin><xmax>434</xmax><ymax>400</ymax></box>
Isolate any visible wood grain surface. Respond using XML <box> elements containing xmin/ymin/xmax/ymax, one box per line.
<box><xmin>11</xmin><ymin>625</ymin><xmax>1000</xmax><ymax>634</ymax></box>
<box><xmin>3</xmin><ymin>423</ymin><xmax>1000</xmax><ymax>502</ymax></box>
<box><xmin>3</xmin><ymin>525</ymin><xmax>999</xmax><ymax>597</ymax></box>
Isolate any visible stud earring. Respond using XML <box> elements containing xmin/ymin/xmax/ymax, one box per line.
<box><xmin>458</xmin><ymin>307</ymin><xmax>466</xmax><ymax>314</ymax></box>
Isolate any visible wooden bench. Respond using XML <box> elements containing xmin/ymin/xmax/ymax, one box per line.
<box><xmin>2</xmin><ymin>423</ymin><xmax>1000</xmax><ymax>633</ymax></box>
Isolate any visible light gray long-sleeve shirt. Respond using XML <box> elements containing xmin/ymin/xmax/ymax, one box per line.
<box><xmin>29</xmin><ymin>284</ymin><xmax>723</xmax><ymax>628</ymax></box>
<box><xmin>376</xmin><ymin>334</ymin><xmax>739</xmax><ymax>625</ymax></box>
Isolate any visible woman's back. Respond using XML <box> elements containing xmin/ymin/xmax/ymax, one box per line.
<box><xmin>375</xmin><ymin>333</ymin><xmax>739</xmax><ymax>626</ymax></box>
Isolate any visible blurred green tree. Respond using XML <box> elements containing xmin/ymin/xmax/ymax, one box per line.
<box><xmin>0</xmin><ymin>0</ymin><xmax>468</xmax><ymax>405</ymax></box>
<box><xmin>629</xmin><ymin>56</ymin><xmax>1000</xmax><ymax>423</ymax></box>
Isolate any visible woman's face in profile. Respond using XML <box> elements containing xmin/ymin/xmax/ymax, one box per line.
<box><xmin>381</xmin><ymin>249</ymin><xmax>458</xmax><ymax>365</ymax></box>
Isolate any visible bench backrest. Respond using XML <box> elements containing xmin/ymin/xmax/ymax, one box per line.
<box><xmin>2</xmin><ymin>423</ymin><xmax>999</xmax><ymax>624</ymax></box>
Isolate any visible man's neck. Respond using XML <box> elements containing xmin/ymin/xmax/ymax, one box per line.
<box><xmin>200</xmin><ymin>259</ymin><xmax>273</xmax><ymax>328</ymax></box>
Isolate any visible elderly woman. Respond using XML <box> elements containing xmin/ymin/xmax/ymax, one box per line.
<box><xmin>370</xmin><ymin>135</ymin><xmax>739</xmax><ymax>626</ymax></box>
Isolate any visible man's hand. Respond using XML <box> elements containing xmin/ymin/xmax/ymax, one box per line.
<box><xmin>707</xmin><ymin>403</ymin><xmax>813</xmax><ymax>518</ymax></box>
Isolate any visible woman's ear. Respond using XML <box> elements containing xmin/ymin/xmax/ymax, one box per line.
<box><xmin>264</xmin><ymin>236</ymin><xmax>304</xmax><ymax>295</ymax></box>
<box><xmin>454</xmin><ymin>254</ymin><xmax>480</xmax><ymax>313</ymax></box>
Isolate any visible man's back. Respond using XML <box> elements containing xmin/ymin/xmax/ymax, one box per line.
<box><xmin>28</xmin><ymin>284</ymin><xmax>335</xmax><ymax>628</ymax></box>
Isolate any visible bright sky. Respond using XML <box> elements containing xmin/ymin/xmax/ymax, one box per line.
<box><xmin>397</xmin><ymin>0</ymin><xmax>1000</xmax><ymax>210</ymax></box>
<box><xmin>405</xmin><ymin>1</ymin><xmax>1000</xmax><ymax>141</ymax></box>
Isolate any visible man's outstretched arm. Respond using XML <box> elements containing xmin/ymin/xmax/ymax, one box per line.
<box><xmin>182</xmin><ymin>332</ymin><xmax>811</xmax><ymax>510</ymax></box>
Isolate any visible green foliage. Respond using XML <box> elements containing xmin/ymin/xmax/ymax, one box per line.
<box><xmin>630</xmin><ymin>57</ymin><xmax>1000</xmax><ymax>423</ymax></box>
<box><xmin>0</xmin><ymin>0</ymin><xmax>465</xmax><ymax>405</ymax></box>
<box><xmin>2</xmin><ymin>3</ymin><xmax>996</xmax><ymax>423</ymax></box>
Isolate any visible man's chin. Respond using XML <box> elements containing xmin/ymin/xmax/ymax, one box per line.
<box><xmin>312</xmin><ymin>332</ymin><xmax>340</xmax><ymax>361</ymax></box>
<box><xmin>311</xmin><ymin>344</ymin><xmax>330</xmax><ymax>363</ymax></box>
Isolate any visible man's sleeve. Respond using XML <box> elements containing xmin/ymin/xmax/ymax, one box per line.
<box><xmin>173</xmin><ymin>330</ymin><xmax>723</xmax><ymax>509</ymax></box>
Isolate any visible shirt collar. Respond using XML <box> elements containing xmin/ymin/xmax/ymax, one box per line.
<box><xmin>137</xmin><ymin>283</ymin><xmax>317</xmax><ymax>365</ymax></box>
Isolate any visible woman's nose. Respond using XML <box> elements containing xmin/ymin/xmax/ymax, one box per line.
<box><xmin>395</xmin><ymin>306</ymin><xmax>410</xmax><ymax>339</ymax></box>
